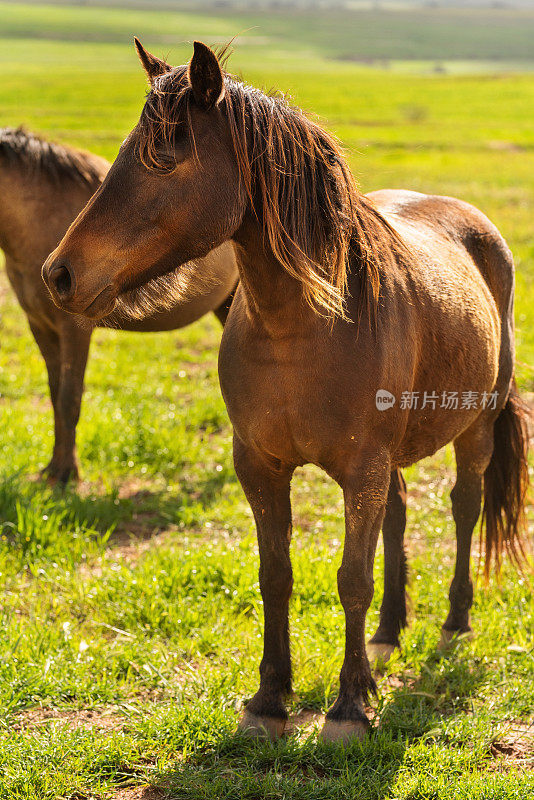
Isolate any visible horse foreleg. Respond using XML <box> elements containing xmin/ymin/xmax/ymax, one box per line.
<box><xmin>321</xmin><ymin>458</ymin><xmax>390</xmax><ymax>744</ymax></box>
<box><xmin>46</xmin><ymin>323</ymin><xmax>91</xmax><ymax>485</ymax></box>
<box><xmin>367</xmin><ymin>468</ymin><xmax>408</xmax><ymax>665</ymax></box>
<box><xmin>29</xmin><ymin>320</ymin><xmax>61</xmax><ymax>405</ymax></box>
<box><xmin>233</xmin><ymin>435</ymin><xmax>294</xmax><ymax>740</ymax></box>
<box><xmin>29</xmin><ymin>321</ymin><xmax>63</xmax><ymax>480</ymax></box>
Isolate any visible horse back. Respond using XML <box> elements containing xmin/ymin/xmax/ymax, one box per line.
<box><xmin>367</xmin><ymin>189</ymin><xmax>514</xmax><ymax>319</ymax></box>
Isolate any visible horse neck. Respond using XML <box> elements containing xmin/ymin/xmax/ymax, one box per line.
<box><xmin>231</xmin><ymin>212</ymin><xmax>316</xmax><ymax>336</ymax></box>
<box><xmin>0</xmin><ymin>164</ymin><xmax>87</xmax><ymax>263</ymax></box>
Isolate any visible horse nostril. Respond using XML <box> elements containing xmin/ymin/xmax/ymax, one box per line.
<box><xmin>49</xmin><ymin>263</ymin><xmax>74</xmax><ymax>300</ymax></box>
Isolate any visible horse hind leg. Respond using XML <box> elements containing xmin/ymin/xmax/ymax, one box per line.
<box><xmin>367</xmin><ymin>468</ymin><xmax>408</xmax><ymax>666</ymax></box>
<box><xmin>440</xmin><ymin>419</ymin><xmax>494</xmax><ymax>646</ymax></box>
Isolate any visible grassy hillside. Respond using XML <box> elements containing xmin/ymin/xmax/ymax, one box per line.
<box><xmin>0</xmin><ymin>2</ymin><xmax>532</xmax><ymax>798</ymax></box>
<box><xmin>4</xmin><ymin>1</ymin><xmax>534</xmax><ymax>62</ymax></box>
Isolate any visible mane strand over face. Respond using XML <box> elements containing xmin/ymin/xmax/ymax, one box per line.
<box><xmin>0</xmin><ymin>127</ymin><xmax>105</xmax><ymax>189</ymax></box>
<box><xmin>137</xmin><ymin>57</ymin><xmax>408</xmax><ymax>319</ymax></box>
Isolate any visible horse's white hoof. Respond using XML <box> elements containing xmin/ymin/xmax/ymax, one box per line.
<box><xmin>237</xmin><ymin>710</ymin><xmax>286</xmax><ymax>740</ymax></box>
<box><xmin>319</xmin><ymin>719</ymin><xmax>369</xmax><ymax>745</ymax></box>
<box><xmin>438</xmin><ymin>627</ymin><xmax>473</xmax><ymax>649</ymax></box>
<box><xmin>367</xmin><ymin>642</ymin><xmax>396</xmax><ymax>667</ymax></box>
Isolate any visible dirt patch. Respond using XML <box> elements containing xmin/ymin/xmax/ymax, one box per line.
<box><xmin>116</xmin><ymin>480</ymin><xmax>164</xmax><ymax>502</ymax></box>
<box><xmin>109</xmin><ymin>518</ymin><xmax>172</xmax><ymax>559</ymax></box>
<box><xmin>285</xmin><ymin>703</ymin><xmax>403</xmax><ymax>736</ymax></box>
<box><xmin>12</xmin><ymin>705</ymin><xmax>126</xmax><ymax>732</ymax></box>
<box><xmin>0</xmin><ymin>394</ymin><xmax>50</xmax><ymax>413</ymax></box>
<box><xmin>286</xmin><ymin>708</ymin><xmax>324</xmax><ymax>736</ymax></box>
<box><xmin>489</xmin><ymin>722</ymin><xmax>534</xmax><ymax>771</ymax></box>
<box><xmin>487</xmin><ymin>141</ymin><xmax>526</xmax><ymax>153</ymax></box>
<box><xmin>113</xmin><ymin>788</ymin><xmax>163</xmax><ymax>800</ymax></box>
<box><xmin>0</xmin><ymin>270</ymin><xmax>11</xmax><ymax>302</ymax></box>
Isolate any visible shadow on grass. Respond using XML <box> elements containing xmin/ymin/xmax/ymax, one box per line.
<box><xmin>159</xmin><ymin>733</ymin><xmax>407</xmax><ymax>800</ymax></box>
<box><xmin>0</xmin><ymin>468</ymin><xmax>237</xmax><ymax>564</ymax></box>
<box><xmin>149</xmin><ymin>646</ymin><xmax>489</xmax><ymax>800</ymax></box>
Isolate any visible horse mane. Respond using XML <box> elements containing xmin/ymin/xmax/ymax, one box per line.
<box><xmin>0</xmin><ymin>127</ymin><xmax>106</xmax><ymax>189</ymax></box>
<box><xmin>137</xmin><ymin>61</ymin><xmax>407</xmax><ymax>318</ymax></box>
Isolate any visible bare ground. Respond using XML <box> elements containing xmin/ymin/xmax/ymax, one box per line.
<box><xmin>113</xmin><ymin>788</ymin><xmax>164</xmax><ymax>800</ymax></box>
<box><xmin>489</xmin><ymin>722</ymin><xmax>534</xmax><ymax>771</ymax></box>
<box><xmin>12</xmin><ymin>705</ymin><xmax>126</xmax><ymax>732</ymax></box>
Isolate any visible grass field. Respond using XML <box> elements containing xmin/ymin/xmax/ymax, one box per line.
<box><xmin>0</xmin><ymin>2</ymin><xmax>533</xmax><ymax>798</ymax></box>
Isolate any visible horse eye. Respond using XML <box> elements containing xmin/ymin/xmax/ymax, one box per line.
<box><xmin>163</xmin><ymin>131</ymin><xmax>188</xmax><ymax>163</ymax></box>
<box><xmin>154</xmin><ymin>140</ymin><xmax>188</xmax><ymax>170</ymax></box>
<box><xmin>157</xmin><ymin>152</ymin><xmax>179</xmax><ymax>168</ymax></box>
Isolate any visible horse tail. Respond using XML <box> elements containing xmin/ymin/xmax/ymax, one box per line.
<box><xmin>481</xmin><ymin>380</ymin><xmax>531</xmax><ymax>577</ymax></box>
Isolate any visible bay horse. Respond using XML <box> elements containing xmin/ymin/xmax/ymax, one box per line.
<box><xmin>43</xmin><ymin>41</ymin><xmax>530</xmax><ymax>743</ymax></box>
<box><xmin>0</xmin><ymin>126</ymin><xmax>237</xmax><ymax>483</ymax></box>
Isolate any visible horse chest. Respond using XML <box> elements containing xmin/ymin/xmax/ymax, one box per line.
<box><xmin>220</xmin><ymin>330</ymin><xmax>367</xmax><ymax>467</ymax></box>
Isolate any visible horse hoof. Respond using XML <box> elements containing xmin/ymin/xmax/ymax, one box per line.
<box><xmin>237</xmin><ymin>710</ymin><xmax>286</xmax><ymax>740</ymax></box>
<box><xmin>438</xmin><ymin>627</ymin><xmax>473</xmax><ymax>649</ymax></box>
<box><xmin>40</xmin><ymin>465</ymin><xmax>79</xmax><ymax>486</ymax></box>
<box><xmin>367</xmin><ymin>642</ymin><xmax>396</xmax><ymax>668</ymax></box>
<box><xmin>319</xmin><ymin>719</ymin><xmax>369</xmax><ymax>745</ymax></box>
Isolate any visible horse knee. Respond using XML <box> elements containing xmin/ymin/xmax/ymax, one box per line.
<box><xmin>450</xmin><ymin>476</ymin><xmax>482</xmax><ymax>529</ymax></box>
<box><xmin>449</xmin><ymin>574</ymin><xmax>473</xmax><ymax>610</ymax></box>
<box><xmin>259</xmin><ymin>559</ymin><xmax>293</xmax><ymax>603</ymax></box>
<box><xmin>337</xmin><ymin>564</ymin><xmax>374</xmax><ymax>611</ymax></box>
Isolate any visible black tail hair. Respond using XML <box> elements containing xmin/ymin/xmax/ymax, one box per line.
<box><xmin>481</xmin><ymin>381</ymin><xmax>531</xmax><ymax>577</ymax></box>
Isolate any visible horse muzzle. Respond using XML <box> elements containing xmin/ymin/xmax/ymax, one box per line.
<box><xmin>42</xmin><ymin>255</ymin><xmax>117</xmax><ymax>319</ymax></box>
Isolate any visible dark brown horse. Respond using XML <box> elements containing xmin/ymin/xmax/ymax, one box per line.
<box><xmin>0</xmin><ymin>126</ymin><xmax>237</xmax><ymax>483</ymax></box>
<box><xmin>43</xmin><ymin>42</ymin><xmax>530</xmax><ymax>743</ymax></box>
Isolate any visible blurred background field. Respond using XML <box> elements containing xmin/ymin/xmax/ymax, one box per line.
<box><xmin>0</xmin><ymin>2</ymin><xmax>533</xmax><ymax>798</ymax></box>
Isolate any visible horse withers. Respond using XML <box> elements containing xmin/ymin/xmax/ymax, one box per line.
<box><xmin>0</xmin><ymin>126</ymin><xmax>237</xmax><ymax>483</ymax></box>
<box><xmin>43</xmin><ymin>41</ymin><xmax>530</xmax><ymax>743</ymax></box>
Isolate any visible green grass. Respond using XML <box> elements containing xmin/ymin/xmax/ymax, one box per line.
<box><xmin>0</xmin><ymin>2</ymin><xmax>533</xmax><ymax>798</ymax></box>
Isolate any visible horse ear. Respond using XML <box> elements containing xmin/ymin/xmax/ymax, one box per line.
<box><xmin>188</xmin><ymin>41</ymin><xmax>225</xmax><ymax>109</ymax></box>
<box><xmin>134</xmin><ymin>37</ymin><xmax>171</xmax><ymax>85</ymax></box>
